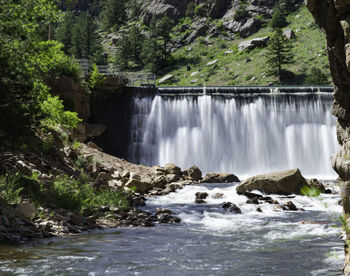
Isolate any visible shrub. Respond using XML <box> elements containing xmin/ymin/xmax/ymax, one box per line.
<box><xmin>36</xmin><ymin>41</ymin><xmax>81</xmax><ymax>82</ymax></box>
<box><xmin>304</xmin><ymin>67</ymin><xmax>330</xmax><ymax>85</ymax></box>
<box><xmin>270</xmin><ymin>5</ymin><xmax>287</xmax><ymax>29</ymax></box>
<box><xmin>89</xmin><ymin>64</ymin><xmax>106</xmax><ymax>89</ymax></box>
<box><xmin>40</xmin><ymin>96</ymin><xmax>82</xmax><ymax>131</ymax></box>
<box><xmin>234</xmin><ymin>8</ymin><xmax>250</xmax><ymax>21</ymax></box>
<box><xmin>0</xmin><ymin>174</ymin><xmax>23</xmax><ymax>205</ymax></box>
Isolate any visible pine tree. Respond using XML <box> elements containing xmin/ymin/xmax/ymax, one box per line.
<box><xmin>155</xmin><ymin>16</ymin><xmax>174</xmax><ymax>61</ymax></box>
<box><xmin>265</xmin><ymin>28</ymin><xmax>294</xmax><ymax>80</ymax></box>
<box><xmin>55</xmin><ymin>11</ymin><xmax>75</xmax><ymax>54</ymax></box>
<box><xmin>69</xmin><ymin>12</ymin><xmax>105</xmax><ymax>63</ymax></box>
<box><xmin>100</xmin><ymin>0</ymin><xmax>127</xmax><ymax>31</ymax></box>
<box><xmin>128</xmin><ymin>26</ymin><xmax>144</xmax><ymax>64</ymax></box>
<box><xmin>270</xmin><ymin>4</ymin><xmax>287</xmax><ymax>29</ymax></box>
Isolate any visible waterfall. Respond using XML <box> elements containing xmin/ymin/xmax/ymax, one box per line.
<box><xmin>128</xmin><ymin>93</ymin><xmax>337</xmax><ymax>179</ymax></box>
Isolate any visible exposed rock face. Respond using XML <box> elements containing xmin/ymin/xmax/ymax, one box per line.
<box><xmin>238</xmin><ymin>36</ymin><xmax>270</xmax><ymax>51</ymax></box>
<box><xmin>306</xmin><ymin>1</ymin><xmax>350</xmax><ymax>272</ymax></box>
<box><xmin>236</xmin><ymin>169</ymin><xmax>308</xmax><ymax>195</ymax></box>
<box><xmin>47</xmin><ymin>76</ymin><xmax>90</xmax><ymax>121</ymax></box>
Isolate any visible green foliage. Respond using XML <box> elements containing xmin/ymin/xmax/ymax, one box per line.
<box><xmin>300</xmin><ymin>185</ymin><xmax>321</xmax><ymax>197</ymax></box>
<box><xmin>304</xmin><ymin>67</ymin><xmax>330</xmax><ymax>85</ymax></box>
<box><xmin>234</xmin><ymin>8</ymin><xmax>250</xmax><ymax>21</ymax></box>
<box><xmin>128</xmin><ymin>0</ymin><xmax>142</xmax><ymax>20</ymax></box>
<box><xmin>0</xmin><ymin>174</ymin><xmax>23</xmax><ymax>205</ymax></box>
<box><xmin>55</xmin><ymin>11</ymin><xmax>75</xmax><ymax>53</ymax></box>
<box><xmin>41</xmin><ymin>96</ymin><xmax>82</xmax><ymax>131</ymax></box>
<box><xmin>75</xmin><ymin>156</ymin><xmax>88</xmax><ymax>168</ymax></box>
<box><xmin>1</xmin><ymin>172</ymin><xmax>129</xmax><ymax>212</ymax></box>
<box><xmin>89</xmin><ymin>64</ymin><xmax>106</xmax><ymax>89</ymax></box>
<box><xmin>115</xmin><ymin>26</ymin><xmax>144</xmax><ymax>69</ymax></box>
<box><xmin>270</xmin><ymin>4</ymin><xmax>287</xmax><ymax>29</ymax></box>
<box><xmin>73</xmin><ymin>140</ymin><xmax>82</xmax><ymax>150</ymax></box>
<box><xmin>141</xmin><ymin>16</ymin><xmax>175</xmax><ymax>73</ymax></box>
<box><xmin>47</xmin><ymin>175</ymin><xmax>128</xmax><ymax>212</ymax></box>
<box><xmin>265</xmin><ymin>28</ymin><xmax>294</xmax><ymax>80</ymax></box>
<box><xmin>70</xmin><ymin>12</ymin><xmax>106</xmax><ymax>64</ymax></box>
<box><xmin>35</xmin><ymin>40</ymin><xmax>80</xmax><ymax>81</ymax></box>
<box><xmin>100</xmin><ymin>0</ymin><xmax>127</xmax><ymax>31</ymax></box>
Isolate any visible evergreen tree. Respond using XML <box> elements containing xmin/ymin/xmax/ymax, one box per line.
<box><xmin>141</xmin><ymin>37</ymin><xmax>164</xmax><ymax>73</ymax></box>
<box><xmin>128</xmin><ymin>26</ymin><xmax>145</xmax><ymax>64</ymax></box>
<box><xmin>141</xmin><ymin>17</ymin><xmax>174</xmax><ymax>73</ymax></box>
<box><xmin>270</xmin><ymin>4</ymin><xmax>287</xmax><ymax>29</ymax></box>
<box><xmin>116</xmin><ymin>34</ymin><xmax>131</xmax><ymax>69</ymax></box>
<box><xmin>155</xmin><ymin>16</ymin><xmax>174</xmax><ymax>61</ymax></box>
<box><xmin>55</xmin><ymin>11</ymin><xmax>75</xmax><ymax>53</ymax></box>
<box><xmin>69</xmin><ymin>12</ymin><xmax>105</xmax><ymax>63</ymax></box>
<box><xmin>100</xmin><ymin>0</ymin><xmax>127</xmax><ymax>31</ymax></box>
<box><xmin>128</xmin><ymin>0</ymin><xmax>142</xmax><ymax>20</ymax></box>
<box><xmin>115</xmin><ymin>26</ymin><xmax>144</xmax><ymax>68</ymax></box>
<box><xmin>265</xmin><ymin>28</ymin><xmax>294</xmax><ymax>80</ymax></box>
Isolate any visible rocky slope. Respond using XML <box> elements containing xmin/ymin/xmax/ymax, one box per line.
<box><xmin>306</xmin><ymin>0</ymin><xmax>350</xmax><ymax>274</ymax></box>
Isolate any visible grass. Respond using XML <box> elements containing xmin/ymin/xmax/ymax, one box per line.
<box><xmin>0</xmin><ymin>172</ymin><xmax>129</xmax><ymax>214</ymax></box>
<box><xmin>157</xmin><ymin>6</ymin><xmax>331</xmax><ymax>86</ymax></box>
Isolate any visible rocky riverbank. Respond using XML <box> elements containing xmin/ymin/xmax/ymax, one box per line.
<box><xmin>0</xmin><ymin>137</ymin><xmax>337</xmax><ymax>244</ymax></box>
<box><xmin>0</xmin><ymin>135</ymin><xmax>241</xmax><ymax>243</ymax></box>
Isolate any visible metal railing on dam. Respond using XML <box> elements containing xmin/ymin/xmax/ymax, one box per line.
<box><xmin>156</xmin><ymin>86</ymin><xmax>334</xmax><ymax>95</ymax></box>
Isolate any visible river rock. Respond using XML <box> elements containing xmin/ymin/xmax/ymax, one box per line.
<box><xmin>282</xmin><ymin>201</ymin><xmax>298</xmax><ymax>211</ymax></box>
<box><xmin>195</xmin><ymin>192</ymin><xmax>208</xmax><ymax>200</ymax></box>
<box><xmin>246</xmin><ymin>198</ymin><xmax>259</xmax><ymax>204</ymax></box>
<box><xmin>222</xmin><ymin>202</ymin><xmax>241</xmax><ymax>214</ymax></box>
<box><xmin>183</xmin><ymin>165</ymin><xmax>202</xmax><ymax>182</ymax></box>
<box><xmin>201</xmin><ymin>173</ymin><xmax>240</xmax><ymax>183</ymax></box>
<box><xmin>236</xmin><ymin>169</ymin><xmax>309</xmax><ymax>195</ymax></box>
<box><xmin>164</xmin><ymin>163</ymin><xmax>181</xmax><ymax>176</ymax></box>
<box><xmin>14</xmin><ymin>202</ymin><xmax>36</xmax><ymax>220</ymax></box>
<box><xmin>212</xmin><ymin>193</ymin><xmax>224</xmax><ymax>199</ymax></box>
<box><xmin>125</xmin><ymin>179</ymin><xmax>153</xmax><ymax>193</ymax></box>
<box><xmin>166</xmin><ymin>174</ymin><xmax>178</xmax><ymax>183</ymax></box>
<box><xmin>153</xmin><ymin>175</ymin><xmax>168</xmax><ymax>188</ymax></box>
<box><xmin>306</xmin><ymin>178</ymin><xmax>326</xmax><ymax>193</ymax></box>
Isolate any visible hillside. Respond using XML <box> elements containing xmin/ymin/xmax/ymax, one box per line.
<box><xmin>51</xmin><ymin>0</ymin><xmax>332</xmax><ymax>86</ymax></box>
<box><xmin>158</xmin><ymin>6</ymin><xmax>331</xmax><ymax>86</ymax></box>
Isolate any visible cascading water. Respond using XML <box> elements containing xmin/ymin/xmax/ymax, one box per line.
<box><xmin>128</xmin><ymin>93</ymin><xmax>337</xmax><ymax>178</ymax></box>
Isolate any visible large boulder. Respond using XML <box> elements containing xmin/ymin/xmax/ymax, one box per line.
<box><xmin>185</xmin><ymin>19</ymin><xmax>209</xmax><ymax>44</ymax></box>
<box><xmin>239</xmin><ymin>18</ymin><xmax>260</xmax><ymax>38</ymax></box>
<box><xmin>164</xmin><ymin>163</ymin><xmax>181</xmax><ymax>176</ymax></box>
<box><xmin>238</xmin><ymin>36</ymin><xmax>270</xmax><ymax>51</ymax></box>
<box><xmin>125</xmin><ymin>179</ymin><xmax>153</xmax><ymax>193</ymax></box>
<box><xmin>142</xmin><ymin>0</ymin><xmax>190</xmax><ymax>24</ymax></box>
<box><xmin>14</xmin><ymin>202</ymin><xmax>36</xmax><ymax>220</ymax></box>
<box><xmin>236</xmin><ymin>169</ymin><xmax>309</xmax><ymax>195</ymax></box>
<box><xmin>183</xmin><ymin>165</ymin><xmax>202</xmax><ymax>182</ymax></box>
<box><xmin>72</xmin><ymin>123</ymin><xmax>106</xmax><ymax>142</ymax></box>
<box><xmin>201</xmin><ymin>173</ymin><xmax>240</xmax><ymax>183</ymax></box>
